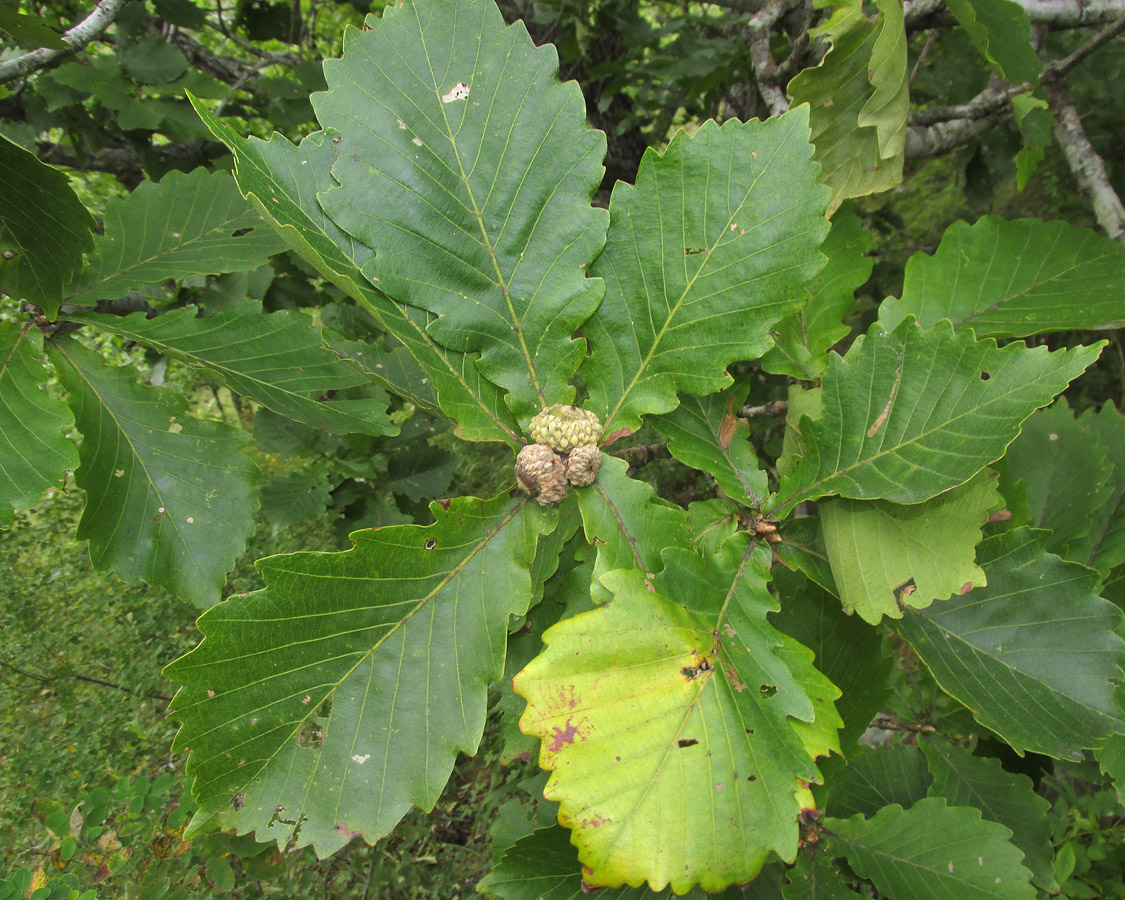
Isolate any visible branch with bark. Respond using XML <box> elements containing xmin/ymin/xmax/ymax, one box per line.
<box><xmin>0</xmin><ymin>0</ymin><xmax>129</xmax><ymax>86</ymax></box>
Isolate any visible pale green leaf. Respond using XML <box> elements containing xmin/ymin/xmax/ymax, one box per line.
<box><xmin>575</xmin><ymin>455</ymin><xmax>686</xmax><ymax>602</ymax></box>
<box><xmin>772</xmin><ymin>568</ymin><xmax>892</xmax><ymax>750</ymax></box>
<box><xmin>878</xmin><ymin>217</ymin><xmax>1125</xmax><ymax>338</ymax></box>
<box><xmin>762</xmin><ymin>202</ymin><xmax>872</xmax><ymax>380</ymax></box>
<box><xmin>921</xmin><ymin>737</ymin><xmax>1058</xmax><ymax>892</ymax></box>
<box><xmin>995</xmin><ymin>398</ymin><xmax>1113</xmax><ymax>559</ymax></box>
<box><xmin>48</xmin><ymin>337</ymin><xmax>258</xmax><ymax>607</ymax></box>
<box><xmin>858</xmin><ymin>0</ymin><xmax>908</xmax><ymax>162</ymax></box>
<box><xmin>819</xmin><ymin>471</ymin><xmax>999</xmax><ymax>624</ymax></box>
<box><xmin>515</xmin><ymin>539</ymin><xmax>837</xmax><ymax>892</ymax></box>
<box><xmin>825</xmin><ymin>798</ymin><xmax>1036</xmax><ymax>900</ymax></box>
<box><xmin>825</xmin><ymin>746</ymin><xmax>931</xmax><ymax>819</ymax></box>
<box><xmin>191</xmin><ymin>100</ymin><xmax>521</xmax><ymax>446</ymax></box>
<box><xmin>166</xmin><ymin>493</ymin><xmax>550</xmax><ymax>855</ymax></box>
<box><xmin>582</xmin><ymin>108</ymin><xmax>830</xmax><ymax>438</ymax></box>
<box><xmin>316</xmin><ymin>0</ymin><xmax>607</xmax><ymax>421</ymax></box>
<box><xmin>899</xmin><ymin>528</ymin><xmax>1125</xmax><ymax>760</ymax></box>
<box><xmin>787</xmin><ymin>20</ymin><xmax>903</xmax><ymax>214</ymax></box>
<box><xmin>945</xmin><ymin>0</ymin><xmax>1042</xmax><ymax>88</ymax></box>
<box><xmin>259</xmin><ymin>469</ymin><xmax>333</xmax><ymax>529</ymax></box>
<box><xmin>0</xmin><ymin>322</ymin><xmax>79</xmax><ymax>526</ymax></box>
<box><xmin>67</xmin><ymin>302</ymin><xmax>395</xmax><ymax>435</ymax></box>
<box><xmin>480</xmin><ymin>825</ymin><xmax>752</xmax><ymax>899</ymax></box>
<box><xmin>650</xmin><ymin>381</ymin><xmax>768</xmax><ymax>507</ymax></box>
<box><xmin>773</xmin><ymin>318</ymin><xmax>1102</xmax><ymax>513</ymax></box>
<box><xmin>66</xmin><ymin>169</ymin><xmax>287</xmax><ymax>306</ymax></box>
<box><xmin>0</xmin><ymin>135</ymin><xmax>95</xmax><ymax>317</ymax></box>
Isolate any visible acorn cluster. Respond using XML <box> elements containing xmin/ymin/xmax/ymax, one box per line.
<box><xmin>516</xmin><ymin>405</ymin><xmax>603</xmax><ymax>506</ymax></box>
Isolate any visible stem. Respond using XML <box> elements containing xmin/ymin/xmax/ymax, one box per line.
<box><xmin>0</xmin><ymin>0</ymin><xmax>129</xmax><ymax>86</ymax></box>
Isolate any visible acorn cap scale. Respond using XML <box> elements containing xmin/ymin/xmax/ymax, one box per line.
<box><xmin>528</xmin><ymin>404</ymin><xmax>602</xmax><ymax>453</ymax></box>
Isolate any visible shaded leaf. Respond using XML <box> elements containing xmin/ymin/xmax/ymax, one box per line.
<box><xmin>515</xmin><ymin>539</ymin><xmax>836</xmax><ymax>892</ymax></box>
<box><xmin>68</xmin><ymin>302</ymin><xmax>395</xmax><ymax>435</ymax></box>
<box><xmin>776</xmin><ymin>516</ymin><xmax>839</xmax><ymax>598</ymax></box>
<box><xmin>66</xmin><ymin>169</ymin><xmax>287</xmax><ymax>306</ymax></box>
<box><xmin>0</xmin><ymin>135</ymin><xmax>95</xmax><ymax>317</ymax></box>
<box><xmin>650</xmin><ymin>381</ymin><xmax>768</xmax><ymax>507</ymax></box>
<box><xmin>1098</xmin><ymin>731</ymin><xmax>1125</xmax><ymax>808</ymax></box>
<box><xmin>773</xmin><ymin>318</ymin><xmax>1102</xmax><ymax>513</ymax></box>
<box><xmin>191</xmin><ymin>100</ymin><xmax>521</xmax><ymax>446</ymax></box>
<box><xmin>858</xmin><ymin>0</ymin><xmax>909</xmax><ymax>163</ymax></box>
<box><xmin>166</xmin><ymin>494</ymin><xmax>550</xmax><ymax>855</ymax></box>
<box><xmin>0</xmin><ymin>322</ymin><xmax>79</xmax><ymax>526</ymax></box>
<box><xmin>381</xmin><ymin>445</ymin><xmax>455</xmax><ymax>502</ymax></box>
<box><xmin>825</xmin><ymin>797</ymin><xmax>1036</xmax><ymax>900</ymax></box>
<box><xmin>121</xmin><ymin>35</ymin><xmax>189</xmax><ymax>84</ymax></box>
<box><xmin>783</xmin><ymin>849</ymin><xmax>864</xmax><ymax>900</ymax></box>
<box><xmin>48</xmin><ymin>337</ymin><xmax>258</xmax><ymax>607</ymax></box>
<box><xmin>0</xmin><ymin>6</ymin><xmax>67</xmax><ymax>49</ymax></box>
<box><xmin>878</xmin><ymin>217</ymin><xmax>1125</xmax><ymax>338</ymax></box>
<box><xmin>787</xmin><ymin>16</ymin><xmax>903</xmax><ymax>214</ymax></box>
<box><xmin>582</xmin><ymin>109</ymin><xmax>829</xmax><ymax>437</ymax></box>
<box><xmin>762</xmin><ymin>202</ymin><xmax>872</xmax><ymax>380</ymax></box>
<box><xmin>945</xmin><ymin>0</ymin><xmax>1042</xmax><ymax>88</ymax></box>
<box><xmin>259</xmin><ymin>469</ymin><xmax>333</xmax><ymax>529</ymax></box>
<box><xmin>317</xmin><ymin>0</ymin><xmax>607</xmax><ymax>421</ymax></box>
<box><xmin>479</xmin><ymin>824</ymin><xmax>752</xmax><ymax>899</ymax></box>
<box><xmin>819</xmin><ymin>471</ymin><xmax>998</xmax><ymax>624</ymax></box>
<box><xmin>899</xmin><ymin>528</ymin><xmax>1125</xmax><ymax>760</ymax></box>
<box><xmin>575</xmin><ymin>455</ymin><xmax>686</xmax><ymax>602</ymax></box>
<box><xmin>825</xmin><ymin>745</ymin><xmax>931</xmax><ymax>819</ymax></box>
<box><xmin>921</xmin><ymin>737</ymin><xmax>1058</xmax><ymax>892</ymax></box>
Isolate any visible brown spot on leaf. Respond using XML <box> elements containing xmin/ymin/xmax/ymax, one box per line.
<box><xmin>548</xmin><ymin>718</ymin><xmax>582</xmax><ymax>752</ymax></box>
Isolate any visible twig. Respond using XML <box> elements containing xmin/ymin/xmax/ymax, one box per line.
<box><xmin>1042</xmin><ymin>11</ymin><xmax>1125</xmax><ymax>81</ymax></box>
<box><xmin>746</xmin><ymin>0</ymin><xmax>801</xmax><ymax>118</ymax></box>
<box><xmin>739</xmin><ymin>399</ymin><xmax>789</xmax><ymax>418</ymax></box>
<box><xmin>610</xmin><ymin>442</ymin><xmax>672</xmax><ymax>470</ymax></box>
<box><xmin>1004</xmin><ymin>0</ymin><xmax>1125</xmax><ymax>27</ymax></box>
<box><xmin>0</xmin><ymin>0</ymin><xmax>129</xmax><ymax>86</ymax></box>
<box><xmin>909</xmin><ymin>28</ymin><xmax>940</xmax><ymax>87</ymax></box>
<box><xmin>870</xmin><ymin>713</ymin><xmax>936</xmax><ymax>734</ymax></box>
<box><xmin>908</xmin><ymin>81</ymin><xmax>1031</xmax><ymax>125</ymax></box>
<box><xmin>1044</xmin><ymin>82</ymin><xmax>1125</xmax><ymax>241</ymax></box>
<box><xmin>0</xmin><ymin>660</ymin><xmax>172</xmax><ymax>702</ymax></box>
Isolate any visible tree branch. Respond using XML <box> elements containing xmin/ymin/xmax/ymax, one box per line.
<box><xmin>746</xmin><ymin>0</ymin><xmax>801</xmax><ymax>117</ymax></box>
<box><xmin>1044</xmin><ymin>82</ymin><xmax>1125</xmax><ymax>241</ymax></box>
<box><xmin>1005</xmin><ymin>0</ymin><xmax>1125</xmax><ymax>26</ymax></box>
<box><xmin>908</xmin><ymin>81</ymin><xmax>1031</xmax><ymax>126</ymax></box>
<box><xmin>0</xmin><ymin>0</ymin><xmax>129</xmax><ymax>86</ymax></box>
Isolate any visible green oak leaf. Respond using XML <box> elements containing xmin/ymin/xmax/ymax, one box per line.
<box><xmin>899</xmin><ymin>528</ymin><xmax>1125</xmax><ymax>760</ymax></box>
<box><xmin>773</xmin><ymin>318</ymin><xmax>1102</xmax><ymax>513</ymax></box>
<box><xmin>857</xmin><ymin>0</ymin><xmax>909</xmax><ymax>164</ymax></box>
<box><xmin>316</xmin><ymin>0</ymin><xmax>607</xmax><ymax>422</ymax></box>
<box><xmin>1098</xmin><ymin>730</ymin><xmax>1125</xmax><ymax>808</ymax></box>
<box><xmin>0</xmin><ymin>6</ymin><xmax>68</xmax><ymax>49</ymax></box>
<box><xmin>515</xmin><ymin>538</ymin><xmax>838</xmax><ymax>893</ymax></box>
<box><xmin>782</xmin><ymin>849</ymin><xmax>864</xmax><ymax>900</ymax></box>
<box><xmin>878</xmin><ymin>217</ymin><xmax>1125</xmax><ymax>338</ymax></box>
<box><xmin>0</xmin><ymin>135</ymin><xmax>95</xmax><ymax>318</ymax></box>
<box><xmin>65</xmin><ymin>168</ymin><xmax>286</xmax><ymax>306</ymax></box>
<box><xmin>825</xmin><ymin>746</ymin><xmax>931</xmax><ymax>820</ymax></box>
<box><xmin>191</xmin><ymin>99</ymin><xmax>521</xmax><ymax>446</ymax></box>
<box><xmin>776</xmin><ymin>516</ymin><xmax>839</xmax><ymax>597</ymax></box>
<box><xmin>787</xmin><ymin>11</ymin><xmax>903</xmax><ymax>214</ymax></box>
<box><xmin>582</xmin><ymin>108</ymin><xmax>829</xmax><ymax>438</ymax></box>
<box><xmin>994</xmin><ymin>398</ymin><xmax>1113</xmax><ymax>558</ymax></box>
<box><xmin>0</xmin><ymin>322</ymin><xmax>79</xmax><ymax>525</ymax></box>
<box><xmin>47</xmin><ymin>337</ymin><xmax>258</xmax><ymax>607</ymax></box>
<box><xmin>819</xmin><ymin>470</ymin><xmax>999</xmax><ymax>624</ymax></box>
<box><xmin>921</xmin><ymin>737</ymin><xmax>1058</xmax><ymax>892</ymax></box>
<box><xmin>824</xmin><ymin>798</ymin><xmax>1036</xmax><ymax>900</ymax></box>
<box><xmin>1069</xmin><ymin>403</ymin><xmax>1125</xmax><ymax>579</ymax></box>
<box><xmin>259</xmin><ymin>469</ymin><xmax>333</xmax><ymax>530</ymax></box>
<box><xmin>166</xmin><ymin>493</ymin><xmax>550</xmax><ymax>856</ymax></box>
<box><xmin>762</xmin><ymin>202</ymin><xmax>873</xmax><ymax>380</ymax></box>
<box><xmin>650</xmin><ymin>381</ymin><xmax>768</xmax><ymax>508</ymax></box>
<box><xmin>575</xmin><ymin>455</ymin><xmax>686</xmax><ymax>603</ymax></box>
<box><xmin>479</xmin><ymin>824</ymin><xmax>753</xmax><ymax>899</ymax></box>
<box><xmin>945</xmin><ymin>0</ymin><xmax>1042</xmax><ymax>88</ymax></box>
<box><xmin>67</xmin><ymin>302</ymin><xmax>395</xmax><ymax>436</ymax></box>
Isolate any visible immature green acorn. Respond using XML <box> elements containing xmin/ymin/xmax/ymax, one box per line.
<box><xmin>528</xmin><ymin>404</ymin><xmax>602</xmax><ymax>453</ymax></box>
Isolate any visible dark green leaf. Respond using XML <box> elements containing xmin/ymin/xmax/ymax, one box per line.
<box><xmin>945</xmin><ymin>0</ymin><xmax>1042</xmax><ymax>88</ymax></box>
<box><xmin>191</xmin><ymin>100</ymin><xmax>522</xmax><ymax>446</ymax></box>
<box><xmin>259</xmin><ymin>469</ymin><xmax>333</xmax><ymax>529</ymax></box>
<box><xmin>316</xmin><ymin>0</ymin><xmax>607</xmax><ymax>421</ymax></box>
<box><xmin>66</xmin><ymin>168</ymin><xmax>287</xmax><ymax>306</ymax></box>
<box><xmin>774</xmin><ymin>318</ymin><xmax>1102</xmax><ymax>512</ymax></box>
<box><xmin>825</xmin><ymin>797</ymin><xmax>1035</xmax><ymax>900</ymax></box>
<box><xmin>0</xmin><ymin>6</ymin><xmax>67</xmax><ymax>49</ymax></box>
<box><xmin>879</xmin><ymin>217</ymin><xmax>1125</xmax><ymax>338</ymax></box>
<box><xmin>0</xmin><ymin>322</ymin><xmax>78</xmax><ymax>526</ymax></box>
<box><xmin>0</xmin><ymin>135</ymin><xmax>95</xmax><ymax>318</ymax></box>
<box><xmin>48</xmin><ymin>337</ymin><xmax>258</xmax><ymax>607</ymax></box>
<box><xmin>152</xmin><ymin>0</ymin><xmax>208</xmax><ymax>28</ymax></box>
<box><xmin>166</xmin><ymin>494</ymin><xmax>550</xmax><ymax>855</ymax></box>
<box><xmin>899</xmin><ymin>528</ymin><xmax>1125</xmax><ymax>760</ymax></box>
<box><xmin>825</xmin><ymin>746</ymin><xmax>932</xmax><ymax>819</ymax></box>
<box><xmin>783</xmin><ymin>849</ymin><xmax>864</xmax><ymax>900</ymax></box>
<box><xmin>921</xmin><ymin>737</ymin><xmax>1058</xmax><ymax>892</ymax></box>
<box><xmin>67</xmin><ymin>302</ymin><xmax>395</xmax><ymax>436</ymax></box>
<box><xmin>121</xmin><ymin>35</ymin><xmax>190</xmax><ymax>84</ymax></box>
<box><xmin>583</xmin><ymin>108</ymin><xmax>829</xmax><ymax>438</ymax></box>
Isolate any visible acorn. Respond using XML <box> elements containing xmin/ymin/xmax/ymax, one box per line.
<box><xmin>565</xmin><ymin>444</ymin><xmax>601</xmax><ymax>486</ymax></box>
<box><xmin>528</xmin><ymin>404</ymin><xmax>602</xmax><ymax>453</ymax></box>
<box><xmin>515</xmin><ymin>443</ymin><xmax>568</xmax><ymax>506</ymax></box>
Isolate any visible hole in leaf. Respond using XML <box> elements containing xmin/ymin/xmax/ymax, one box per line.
<box><xmin>759</xmin><ymin>684</ymin><xmax>777</xmax><ymax>698</ymax></box>
<box><xmin>684</xmin><ymin>246</ymin><xmax>707</xmax><ymax>256</ymax></box>
<box><xmin>424</xmin><ymin>538</ymin><xmax>437</xmax><ymax>550</ymax></box>
<box><xmin>745</xmin><ymin>727</ymin><xmax>755</xmax><ymax>735</ymax></box>
<box><xmin>296</xmin><ymin>721</ymin><xmax>324</xmax><ymax>750</ymax></box>
<box><xmin>231</xmin><ymin>227</ymin><xmax>254</xmax><ymax>238</ymax></box>
<box><xmin>231</xmin><ymin>792</ymin><xmax>246</xmax><ymax>811</ymax></box>
<box><xmin>747</xmin><ymin>774</ymin><xmax>757</xmax><ymax>782</ymax></box>
<box><xmin>316</xmin><ymin>698</ymin><xmax>333</xmax><ymax>719</ymax></box>
<box><xmin>980</xmin><ymin>371</ymin><xmax>991</xmax><ymax>381</ymax></box>
<box><xmin>677</xmin><ymin>739</ymin><xmax>699</xmax><ymax>748</ymax></box>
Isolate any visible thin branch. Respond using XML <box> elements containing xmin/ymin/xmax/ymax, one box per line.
<box><xmin>1042</xmin><ymin>11</ymin><xmax>1125</xmax><ymax>81</ymax></box>
<box><xmin>739</xmin><ymin>399</ymin><xmax>789</xmax><ymax>418</ymax></box>
<box><xmin>0</xmin><ymin>0</ymin><xmax>129</xmax><ymax>86</ymax></box>
<box><xmin>906</xmin><ymin>111</ymin><xmax>1005</xmax><ymax>158</ymax></box>
<box><xmin>746</xmin><ymin>0</ymin><xmax>801</xmax><ymax>118</ymax></box>
<box><xmin>0</xmin><ymin>660</ymin><xmax>172</xmax><ymax>702</ymax></box>
<box><xmin>908</xmin><ymin>81</ymin><xmax>1031</xmax><ymax>125</ymax></box>
<box><xmin>1045</xmin><ymin>82</ymin><xmax>1125</xmax><ymax>241</ymax></box>
<box><xmin>909</xmin><ymin>29</ymin><xmax>940</xmax><ymax>87</ymax></box>
<box><xmin>1005</xmin><ymin>0</ymin><xmax>1125</xmax><ymax>26</ymax></box>
<box><xmin>609</xmin><ymin>442</ymin><xmax>672</xmax><ymax>471</ymax></box>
